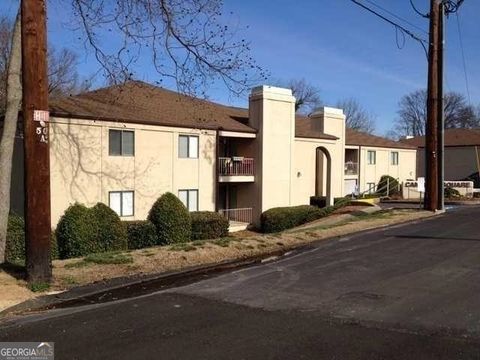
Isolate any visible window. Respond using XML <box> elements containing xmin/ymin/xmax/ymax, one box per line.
<box><xmin>178</xmin><ymin>189</ymin><xmax>198</xmax><ymax>211</ymax></box>
<box><xmin>109</xmin><ymin>129</ymin><xmax>134</xmax><ymax>156</ymax></box>
<box><xmin>391</xmin><ymin>151</ymin><xmax>399</xmax><ymax>165</ymax></box>
<box><xmin>179</xmin><ymin>135</ymin><xmax>199</xmax><ymax>158</ymax></box>
<box><xmin>367</xmin><ymin>150</ymin><xmax>376</xmax><ymax>165</ymax></box>
<box><xmin>367</xmin><ymin>182</ymin><xmax>376</xmax><ymax>194</ymax></box>
<box><xmin>109</xmin><ymin>191</ymin><xmax>134</xmax><ymax>216</ymax></box>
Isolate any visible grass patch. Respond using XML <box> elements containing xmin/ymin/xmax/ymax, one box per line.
<box><xmin>61</xmin><ymin>276</ymin><xmax>78</xmax><ymax>286</ymax></box>
<box><xmin>169</xmin><ymin>243</ymin><xmax>197</xmax><ymax>252</ymax></box>
<box><xmin>192</xmin><ymin>240</ymin><xmax>206</xmax><ymax>247</ymax></box>
<box><xmin>211</xmin><ymin>237</ymin><xmax>233</xmax><ymax>247</ymax></box>
<box><xmin>65</xmin><ymin>251</ymin><xmax>134</xmax><ymax>268</ymax></box>
<box><xmin>28</xmin><ymin>282</ymin><xmax>50</xmax><ymax>293</ymax></box>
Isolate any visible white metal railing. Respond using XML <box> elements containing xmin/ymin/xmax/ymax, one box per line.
<box><xmin>344</xmin><ymin>161</ymin><xmax>359</xmax><ymax>175</ymax></box>
<box><xmin>218</xmin><ymin>157</ymin><xmax>255</xmax><ymax>176</ymax></box>
<box><xmin>219</xmin><ymin>208</ymin><xmax>253</xmax><ymax>224</ymax></box>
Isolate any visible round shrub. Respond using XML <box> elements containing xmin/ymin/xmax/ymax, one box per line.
<box><xmin>261</xmin><ymin>205</ymin><xmax>323</xmax><ymax>233</ymax></box>
<box><xmin>124</xmin><ymin>220</ymin><xmax>157</xmax><ymax>249</ymax></box>
<box><xmin>56</xmin><ymin>203</ymin><xmax>94</xmax><ymax>259</ymax></box>
<box><xmin>148</xmin><ymin>192</ymin><xmax>191</xmax><ymax>244</ymax></box>
<box><xmin>191</xmin><ymin>211</ymin><xmax>229</xmax><ymax>240</ymax></box>
<box><xmin>376</xmin><ymin>175</ymin><xmax>401</xmax><ymax>197</ymax></box>
<box><xmin>91</xmin><ymin>203</ymin><xmax>128</xmax><ymax>252</ymax></box>
<box><xmin>56</xmin><ymin>202</ymin><xmax>127</xmax><ymax>259</ymax></box>
<box><xmin>5</xmin><ymin>214</ymin><xmax>25</xmax><ymax>262</ymax></box>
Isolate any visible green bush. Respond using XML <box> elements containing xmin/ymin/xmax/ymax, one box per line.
<box><xmin>444</xmin><ymin>187</ymin><xmax>461</xmax><ymax>199</ymax></box>
<box><xmin>376</xmin><ymin>175</ymin><xmax>401</xmax><ymax>197</ymax></box>
<box><xmin>261</xmin><ymin>205</ymin><xmax>323</xmax><ymax>233</ymax></box>
<box><xmin>56</xmin><ymin>203</ymin><xmax>127</xmax><ymax>259</ymax></box>
<box><xmin>91</xmin><ymin>203</ymin><xmax>128</xmax><ymax>252</ymax></box>
<box><xmin>473</xmin><ymin>192</ymin><xmax>480</xmax><ymax>199</ymax></box>
<box><xmin>148</xmin><ymin>192</ymin><xmax>191</xmax><ymax>245</ymax></box>
<box><xmin>5</xmin><ymin>214</ymin><xmax>25</xmax><ymax>262</ymax></box>
<box><xmin>191</xmin><ymin>211</ymin><xmax>229</xmax><ymax>240</ymax></box>
<box><xmin>124</xmin><ymin>220</ymin><xmax>157</xmax><ymax>249</ymax></box>
<box><xmin>310</xmin><ymin>196</ymin><xmax>350</xmax><ymax>208</ymax></box>
<box><xmin>5</xmin><ymin>214</ymin><xmax>58</xmax><ymax>263</ymax></box>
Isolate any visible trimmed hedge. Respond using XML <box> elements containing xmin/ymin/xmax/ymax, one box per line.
<box><xmin>5</xmin><ymin>214</ymin><xmax>25</xmax><ymax>262</ymax></box>
<box><xmin>261</xmin><ymin>205</ymin><xmax>323</xmax><ymax>233</ymax></box>
<box><xmin>5</xmin><ymin>214</ymin><xmax>58</xmax><ymax>262</ymax></box>
<box><xmin>56</xmin><ymin>203</ymin><xmax>127</xmax><ymax>259</ymax></box>
<box><xmin>310</xmin><ymin>196</ymin><xmax>350</xmax><ymax>208</ymax></box>
<box><xmin>124</xmin><ymin>220</ymin><xmax>157</xmax><ymax>249</ymax></box>
<box><xmin>191</xmin><ymin>211</ymin><xmax>229</xmax><ymax>240</ymax></box>
<box><xmin>148</xmin><ymin>192</ymin><xmax>191</xmax><ymax>245</ymax></box>
<box><xmin>376</xmin><ymin>175</ymin><xmax>401</xmax><ymax>197</ymax></box>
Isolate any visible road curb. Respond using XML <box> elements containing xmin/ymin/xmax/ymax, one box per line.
<box><xmin>0</xmin><ymin>208</ymin><xmax>440</xmax><ymax>319</ymax></box>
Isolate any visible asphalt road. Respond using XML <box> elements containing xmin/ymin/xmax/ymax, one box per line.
<box><xmin>2</xmin><ymin>206</ymin><xmax>480</xmax><ymax>359</ymax></box>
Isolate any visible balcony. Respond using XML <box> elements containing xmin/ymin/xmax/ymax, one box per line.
<box><xmin>345</xmin><ymin>161</ymin><xmax>359</xmax><ymax>176</ymax></box>
<box><xmin>218</xmin><ymin>157</ymin><xmax>255</xmax><ymax>182</ymax></box>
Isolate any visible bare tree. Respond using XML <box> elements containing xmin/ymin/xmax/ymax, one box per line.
<box><xmin>392</xmin><ymin>89</ymin><xmax>479</xmax><ymax>137</ymax></box>
<box><xmin>0</xmin><ymin>11</ymin><xmax>21</xmax><ymax>263</ymax></box>
<box><xmin>0</xmin><ymin>17</ymin><xmax>12</xmax><ymax>112</ymax></box>
<box><xmin>336</xmin><ymin>98</ymin><xmax>376</xmax><ymax>134</ymax></box>
<box><xmin>67</xmin><ymin>0</ymin><xmax>265</xmax><ymax>95</ymax></box>
<box><xmin>276</xmin><ymin>78</ymin><xmax>322</xmax><ymax>114</ymax></box>
<box><xmin>48</xmin><ymin>47</ymin><xmax>92</xmax><ymax>97</ymax></box>
<box><xmin>0</xmin><ymin>1</ymin><xmax>262</xmax><ymax>263</ymax></box>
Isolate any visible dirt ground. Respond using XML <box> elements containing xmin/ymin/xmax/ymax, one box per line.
<box><xmin>0</xmin><ymin>208</ymin><xmax>436</xmax><ymax>312</ymax></box>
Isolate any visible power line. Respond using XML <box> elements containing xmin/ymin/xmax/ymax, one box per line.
<box><xmin>350</xmin><ymin>0</ymin><xmax>428</xmax><ymax>57</ymax></box>
<box><xmin>455</xmin><ymin>11</ymin><xmax>471</xmax><ymax>105</ymax></box>
<box><xmin>410</xmin><ymin>0</ymin><xmax>429</xmax><ymax>18</ymax></box>
<box><xmin>363</xmin><ymin>0</ymin><xmax>428</xmax><ymax>34</ymax></box>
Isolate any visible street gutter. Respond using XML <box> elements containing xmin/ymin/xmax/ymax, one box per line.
<box><xmin>0</xmin><ymin>208</ymin><xmax>443</xmax><ymax>319</ymax></box>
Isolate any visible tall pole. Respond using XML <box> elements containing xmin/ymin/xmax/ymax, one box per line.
<box><xmin>437</xmin><ymin>3</ymin><xmax>445</xmax><ymax>210</ymax></box>
<box><xmin>22</xmin><ymin>0</ymin><xmax>51</xmax><ymax>282</ymax></box>
<box><xmin>424</xmin><ymin>0</ymin><xmax>440</xmax><ymax>211</ymax></box>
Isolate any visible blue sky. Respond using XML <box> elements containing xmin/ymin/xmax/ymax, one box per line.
<box><xmin>2</xmin><ymin>0</ymin><xmax>479</xmax><ymax>135</ymax></box>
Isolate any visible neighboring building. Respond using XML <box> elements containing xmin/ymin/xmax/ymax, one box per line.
<box><xmin>9</xmin><ymin>81</ymin><xmax>417</xmax><ymax>228</ymax></box>
<box><xmin>401</xmin><ymin>128</ymin><xmax>480</xmax><ymax>183</ymax></box>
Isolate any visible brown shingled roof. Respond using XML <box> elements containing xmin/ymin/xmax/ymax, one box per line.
<box><xmin>346</xmin><ymin>128</ymin><xmax>416</xmax><ymax>149</ymax></box>
<box><xmin>50</xmin><ymin>80</ymin><xmax>255</xmax><ymax>133</ymax></box>
<box><xmin>400</xmin><ymin>128</ymin><xmax>480</xmax><ymax>148</ymax></box>
<box><xmin>295</xmin><ymin>117</ymin><xmax>338</xmax><ymax>140</ymax></box>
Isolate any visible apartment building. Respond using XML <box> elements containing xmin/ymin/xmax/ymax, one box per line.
<box><xmin>9</xmin><ymin>81</ymin><xmax>416</xmax><ymax>228</ymax></box>
<box><xmin>401</xmin><ymin>128</ymin><xmax>480</xmax><ymax>183</ymax></box>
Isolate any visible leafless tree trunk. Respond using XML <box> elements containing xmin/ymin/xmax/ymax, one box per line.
<box><xmin>0</xmin><ymin>11</ymin><xmax>22</xmax><ymax>263</ymax></box>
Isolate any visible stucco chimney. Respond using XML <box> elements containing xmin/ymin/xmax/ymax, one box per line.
<box><xmin>310</xmin><ymin>107</ymin><xmax>346</xmax><ymax>141</ymax></box>
<box><xmin>248</xmin><ymin>86</ymin><xmax>296</xmax><ymax>225</ymax></box>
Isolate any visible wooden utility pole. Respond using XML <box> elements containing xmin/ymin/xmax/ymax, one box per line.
<box><xmin>22</xmin><ymin>0</ymin><xmax>51</xmax><ymax>282</ymax></box>
<box><xmin>437</xmin><ymin>3</ymin><xmax>445</xmax><ymax>211</ymax></box>
<box><xmin>424</xmin><ymin>0</ymin><xmax>441</xmax><ymax>211</ymax></box>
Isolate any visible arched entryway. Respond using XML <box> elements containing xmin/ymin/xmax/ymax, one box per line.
<box><xmin>315</xmin><ymin>146</ymin><xmax>333</xmax><ymax>206</ymax></box>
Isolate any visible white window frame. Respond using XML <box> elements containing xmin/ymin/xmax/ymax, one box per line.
<box><xmin>367</xmin><ymin>150</ymin><xmax>376</xmax><ymax>165</ymax></box>
<box><xmin>109</xmin><ymin>129</ymin><xmax>135</xmax><ymax>156</ymax></box>
<box><xmin>391</xmin><ymin>151</ymin><xmax>399</xmax><ymax>166</ymax></box>
<box><xmin>109</xmin><ymin>191</ymin><xmax>134</xmax><ymax>216</ymax></box>
<box><xmin>178</xmin><ymin>135</ymin><xmax>199</xmax><ymax>159</ymax></box>
<box><xmin>178</xmin><ymin>189</ymin><xmax>199</xmax><ymax>211</ymax></box>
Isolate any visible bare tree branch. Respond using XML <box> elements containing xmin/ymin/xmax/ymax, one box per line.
<box><xmin>336</xmin><ymin>98</ymin><xmax>376</xmax><ymax>134</ymax></box>
<box><xmin>66</xmin><ymin>0</ymin><xmax>267</xmax><ymax>96</ymax></box>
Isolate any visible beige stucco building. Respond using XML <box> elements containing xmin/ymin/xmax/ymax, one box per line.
<box><xmin>10</xmin><ymin>81</ymin><xmax>417</xmax><ymax>228</ymax></box>
<box><xmin>401</xmin><ymin>129</ymin><xmax>480</xmax><ymax>184</ymax></box>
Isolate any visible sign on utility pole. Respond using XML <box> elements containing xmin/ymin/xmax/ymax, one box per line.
<box><xmin>21</xmin><ymin>0</ymin><xmax>52</xmax><ymax>282</ymax></box>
